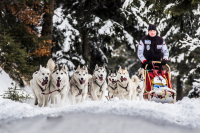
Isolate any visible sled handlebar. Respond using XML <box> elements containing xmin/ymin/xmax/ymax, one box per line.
<box><xmin>145</xmin><ymin>61</ymin><xmax>170</xmax><ymax>71</ymax></box>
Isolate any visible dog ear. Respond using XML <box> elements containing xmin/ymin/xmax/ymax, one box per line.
<box><xmin>114</xmin><ymin>70</ymin><xmax>117</xmax><ymax>73</ymax></box>
<box><xmin>39</xmin><ymin>65</ymin><xmax>42</xmax><ymax>70</ymax></box>
<box><xmin>77</xmin><ymin>65</ymin><xmax>80</xmax><ymax>70</ymax></box>
<box><xmin>118</xmin><ymin>66</ymin><xmax>121</xmax><ymax>71</ymax></box>
<box><xmin>62</xmin><ymin>64</ymin><xmax>67</xmax><ymax>71</ymax></box>
<box><xmin>125</xmin><ymin>67</ymin><xmax>127</xmax><ymax>70</ymax></box>
<box><xmin>84</xmin><ymin>66</ymin><xmax>88</xmax><ymax>72</ymax></box>
<box><xmin>54</xmin><ymin>64</ymin><xmax>59</xmax><ymax>70</ymax></box>
<box><xmin>95</xmin><ymin>64</ymin><xmax>98</xmax><ymax>70</ymax></box>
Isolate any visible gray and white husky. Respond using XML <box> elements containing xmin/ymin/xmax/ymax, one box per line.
<box><xmin>117</xmin><ymin>67</ymin><xmax>139</xmax><ymax>100</ymax></box>
<box><xmin>69</xmin><ymin>65</ymin><xmax>89</xmax><ymax>104</ymax></box>
<box><xmin>89</xmin><ymin>64</ymin><xmax>107</xmax><ymax>101</ymax></box>
<box><xmin>30</xmin><ymin>64</ymin><xmax>51</xmax><ymax>107</ymax></box>
<box><xmin>137</xmin><ymin>68</ymin><xmax>145</xmax><ymax>101</ymax></box>
<box><xmin>50</xmin><ymin>64</ymin><xmax>70</xmax><ymax>105</ymax></box>
<box><xmin>107</xmin><ymin>70</ymin><xmax>118</xmax><ymax>99</ymax></box>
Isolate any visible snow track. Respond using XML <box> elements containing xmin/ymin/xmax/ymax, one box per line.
<box><xmin>0</xmin><ymin>97</ymin><xmax>200</xmax><ymax>129</ymax></box>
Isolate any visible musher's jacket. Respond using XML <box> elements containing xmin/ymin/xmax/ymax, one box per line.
<box><xmin>137</xmin><ymin>35</ymin><xmax>169</xmax><ymax>63</ymax></box>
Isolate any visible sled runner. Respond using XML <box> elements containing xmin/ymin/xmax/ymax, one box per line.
<box><xmin>144</xmin><ymin>61</ymin><xmax>176</xmax><ymax>103</ymax></box>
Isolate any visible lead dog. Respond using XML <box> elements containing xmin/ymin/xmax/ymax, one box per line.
<box><xmin>137</xmin><ymin>68</ymin><xmax>145</xmax><ymax>101</ymax></box>
<box><xmin>69</xmin><ymin>65</ymin><xmax>89</xmax><ymax>104</ymax></box>
<box><xmin>117</xmin><ymin>67</ymin><xmax>139</xmax><ymax>100</ymax></box>
<box><xmin>50</xmin><ymin>64</ymin><xmax>70</xmax><ymax>105</ymax></box>
<box><xmin>89</xmin><ymin>64</ymin><xmax>107</xmax><ymax>101</ymax></box>
<box><xmin>30</xmin><ymin>63</ymin><xmax>51</xmax><ymax>107</ymax></box>
<box><xmin>107</xmin><ymin>70</ymin><xmax>118</xmax><ymax>99</ymax></box>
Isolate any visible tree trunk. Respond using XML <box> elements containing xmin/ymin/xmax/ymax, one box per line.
<box><xmin>82</xmin><ymin>29</ymin><xmax>89</xmax><ymax>62</ymax></box>
<box><xmin>41</xmin><ymin>0</ymin><xmax>54</xmax><ymax>66</ymax></box>
<box><xmin>176</xmin><ymin>75</ymin><xmax>183</xmax><ymax>100</ymax></box>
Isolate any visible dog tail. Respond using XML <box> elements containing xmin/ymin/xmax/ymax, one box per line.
<box><xmin>131</xmin><ymin>75</ymin><xmax>139</xmax><ymax>87</ymax></box>
<box><xmin>46</xmin><ymin>58</ymin><xmax>55</xmax><ymax>72</ymax></box>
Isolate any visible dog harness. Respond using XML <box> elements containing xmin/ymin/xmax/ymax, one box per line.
<box><xmin>74</xmin><ymin>85</ymin><xmax>82</xmax><ymax>96</ymax></box>
<box><xmin>37</xmin><ymin>82</ymin><xmax>46</xmax><ymax>92</ymax></box>
<box><xmin>118</xmin><ymin>82</ymin><xmax>129</xmax><ymax>91</ymax></box>
<box><xmin>109</xmin><ymin>84</ymin><xmax>117</xmax><ymax>90</ymax></box>
<box><xmin>94</xmin><ymin>80</ymin><xmax>105</xmax><ymax>92</ymax></box>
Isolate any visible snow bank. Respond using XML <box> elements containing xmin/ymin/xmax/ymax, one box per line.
<box><xmin>0</xmin><ymin>68</ymin><xmax>14</xmax><ymax>96</ymax></box>
<box><xmin>0</xmin><ymin>97</ymin><xmax>200</xmax><ymax>128</ymax></box>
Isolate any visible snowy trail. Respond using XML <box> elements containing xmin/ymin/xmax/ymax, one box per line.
<box><xmin>1</xmin><ymin>112</ymin><xmax>199</xmax><ymax>133</ymax></box>
<box><xmin>0</xmin><ymin>97</ymin><xmax>200</xmax><ymax>131</ymax></box>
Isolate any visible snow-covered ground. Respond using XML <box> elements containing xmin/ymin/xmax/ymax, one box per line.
<box><xmin>0</xmin><ymin>97</ymin><xmax>200</xmax><ymax>133</ymax></box>
<box><xmin>1</xmin><ymin>67</ymin><xmax>200</xmax><ymax>133</ymax></box>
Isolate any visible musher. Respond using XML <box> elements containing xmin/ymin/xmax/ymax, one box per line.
<box><xmin>137</xmin><ymin>24</ymin><xmax>169</xmax><ymax>69</ymax></box>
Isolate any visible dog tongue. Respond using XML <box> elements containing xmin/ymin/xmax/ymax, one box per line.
<box><xmin>42</xmin><ymin>80</ymin><xmax>48</xmax><ymax>86</ymax></box>
<box><xmin>121</xmin><ymin>78</ymin><xmax>127</xmax><ymax>82</ymax></box>
<box><xmin>81</xmin><ymin>80</ymin><xmax>85</xmax><ymax>84</ymax></box>
<box><xmin>99</xmin><ymin>77</ymin><xmax>103</xmax><ymax>81</ymax></box>
<box><xmin>57</xmin><ymin>80</ymin><xmax>61</xmax><ymax>87</ymax></box>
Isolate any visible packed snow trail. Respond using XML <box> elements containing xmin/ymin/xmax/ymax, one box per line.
<box><xmin>1</xmin><ymin>112</ymin><xmax>199</xmax><ymax>133</ymax></box>
<box><xmin>0</xmin><ymin>97</ymin><xmax>200</xmax><ymax>130</ymax></box>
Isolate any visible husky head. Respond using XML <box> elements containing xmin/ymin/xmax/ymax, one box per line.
<box><xmin>93</xmin><ymin>64</ymin><xmax>107</xmax><ymax>82</ymax></box>
<box><xmin>52</xmin><ymin>64</ymin><xmax>69</xmax><ymax>88</ymax></box>
<box><xmin>37</xmin><ymin>65</ymin><xmax>50</xmax><ymax>86</ymax></box>
<box><xmin>117</xmin><ymin>67</ymin><xmax>129</xmax><ymax>82</ymax></box>
<box><xmin>73</xmin><ymin>65</ymin><xmax>88</xmax><ymax>85</ymax></box>
<box><xmin>108</xmin><ymin>70</ymin><xmax>117</xmax><ymax>84</ymax></box>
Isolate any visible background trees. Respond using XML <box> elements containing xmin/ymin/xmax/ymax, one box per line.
<box><xmin>1</xmin><ymin>0</ymin><xmax>200</xmax><ymax>99</ymax></box>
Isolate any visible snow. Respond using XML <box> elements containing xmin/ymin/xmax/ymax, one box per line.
<box><xmin>122</xmin><ymin>0</ymin><xmax>133</xmax><ymax>8</ymax></box>
<box><xmin>0</xmin><ymin>68</ymin><xmax>14</xmax><ymax>96</ymax></box>
<box><xmin>53</xmin><ymin>8</ymin><xmax>80</xmax><ymax>52</ymax></box>
<box><xmin>0</xmin><ymin>97</ymin><xmax>200</xmax><ymax>129</ymax></box>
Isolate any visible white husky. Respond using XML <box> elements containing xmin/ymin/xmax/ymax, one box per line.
<box><xmin>69</xmin><ymin>65</ymin><xmax>89</xmax><ymax>104</ymax></box>
<box><xmin>117</xmin><ymin>67</ymin><xmax>139</xmax><ymax>100</ymax></box>
<box><xmin>49</xmin><ymin>64</ymin><xmax>70</xmax><ymax>105</ymax></box>
<box><xmin>89</xmin><ymin>64</ymin><xmax>107</xmax><ymax>101</ymax></box>
<box><xmin>107</xmin><ymin>70</ymin><xmax>118</xmax><ymax>99</ymax></box>
<box><xmin>137</xmin><ymin>68</ymin><xmax>145</xmax><ymax>101</ymax></box>
<box><xmin>30</xmin><ymin>64</ymin><xmax>51</xmax><ymax>107</ymax></box>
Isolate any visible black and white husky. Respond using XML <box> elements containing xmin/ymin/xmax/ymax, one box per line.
<box><xmin>49</xmin><ymin>64</ymin><xmax>70</xmax><ymax>105</ymax></box>
<box><xmin>69</xmin><ymin>65</ymin><xmax>89</xmax><ymax>104</ymax></box>
<box><xmin>107</xmin><ymin>70</ymin><xmax>118</xmax><ymax>99</ymax></box>
<box><xmin>89</xmin><ymin>64</ymin><xmax>107</xmax><ymax>101</ymax></box>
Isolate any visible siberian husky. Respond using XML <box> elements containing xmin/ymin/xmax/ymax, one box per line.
<box><xmin>30</xmin><ymin>64</ymin><xmax>51</xmax><ymax>107</ymax></box>
<box><xmin>117</xmin><ymin>67</ymin><xmax>139</xmax><ymax>100</ymax></box>
<box><xmin>137</xmin><ymin>68</ymin><xmax>145</xmax><ymax>101</ymax></box>
<box><xmin>69</xmin><ymin>65</ymin><xmax>89</xmax><ymax>104</ymax></box>
<box><xmin>107</xmin><ymin>70</ymin><xmax>118</xmax><ymax>99</ymax></box>
<box><xmin>89</xmin><ymin>64</ymin><xmax>107</xmax><ymax>101</ymax></box>
<box><xmin>50</xmin><ymin>64</ymin><xmax>70</xmax><ymax>105</ymax></box>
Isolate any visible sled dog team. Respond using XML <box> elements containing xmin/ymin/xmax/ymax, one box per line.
<box><xmin>30</xmin><ymin>59</ymin><xmax>145</xmax><ymax>107</ymax></box>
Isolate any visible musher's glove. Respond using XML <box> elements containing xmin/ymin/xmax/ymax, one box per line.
<box><xmin>161</xmin><ymin>59</ymin><xmax>168</xmax><ymax>65</ymax></box>
<box><xmin>143</xmin><ymin>60</ymin><xmax>152</xmax><ymax>67</ymax></box>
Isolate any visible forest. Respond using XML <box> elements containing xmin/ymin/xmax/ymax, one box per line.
<box><xmin>0</xmin><ymin>0</ymin><xmax>200</xmax><ymax>100</ymax></box>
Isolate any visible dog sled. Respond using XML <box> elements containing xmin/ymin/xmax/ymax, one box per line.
<box><xmin>144</xmin><ymin>61</ymin><xmax>176</xmax><ymax>103</ymax></box>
